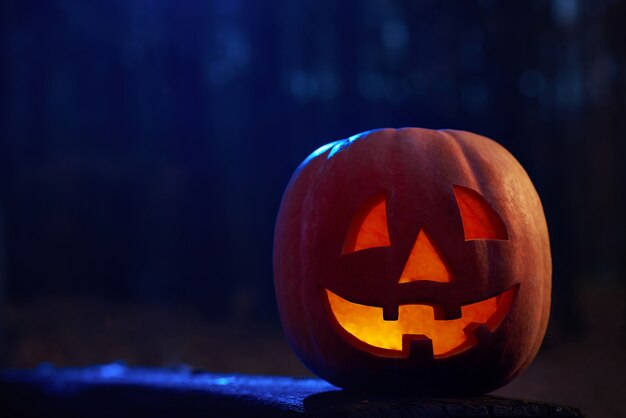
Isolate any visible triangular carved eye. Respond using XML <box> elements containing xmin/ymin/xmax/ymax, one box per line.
<box><xmin>453</xmin><ymin>185</ymin><xmax>508</xmax><ymax>241</ymax></box>
<box><xmin>342</xmin><ymin>192</ymin><xmax>391</xmax><ymax>254</ymax></box>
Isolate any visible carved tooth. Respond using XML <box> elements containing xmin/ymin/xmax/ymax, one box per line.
<box><xmin>431</xmin><ymin>304</ymin><xmax>462</xmax><ymax>320</ymax></box>
<box><xmin>464</xmin><ymin>322</ymin><xmax>493</xmax><ymax>344</ymax></box>
<box><xmin>382</xmin><ymin>304</ymin><xmax>399</xmax><ymax>321</ymax></box>
<box><xmin>442</xmin><ymin>304</ymin><xmax>462</xmax><ymax>320</ymax></box>
<box><xmin>403</xmin><ymin>334</ymin><xmax>434</xmax><ymax>361</ymax></box>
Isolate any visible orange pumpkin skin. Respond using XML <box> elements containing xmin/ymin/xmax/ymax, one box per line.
<box><xmin>273</xmin><ymin>128</ymin><xmax>551</xmax><ymax>394</ymax></box>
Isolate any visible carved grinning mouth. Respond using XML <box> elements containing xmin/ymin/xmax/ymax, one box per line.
<box><xmin>324</xmin><ymin>285</ymin><xmax>518</xmax><ymax>359</ymax></box>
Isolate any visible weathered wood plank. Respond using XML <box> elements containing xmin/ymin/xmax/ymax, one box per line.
<box><xmin>0</xmin><ymin>363</ymin><xmax>584</xmax><ymax>417</ymax></box>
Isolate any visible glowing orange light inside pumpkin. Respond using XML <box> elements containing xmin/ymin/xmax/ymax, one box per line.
<box><xmin>453</xmin><ymin>185</ymin><xmax>508</xmax><ymax>240</ymax></box>
<box><xmin>326</xmin><ymin>286</ymin><xmax>516</xmax><ymax>358</ymax></box>
<box><xmin>342</xmin><ymin>192</ymin><xmax>390</xmax><ymax>254</ymax></box>
<box><xmin>332</xmin><ymin>186</ymin><xmax>515</xmax><ymax>359</ymax></box>
<box><xmin>399</xmin><ymin>230</ymin><xmax>452</xmax><ymax>283</ymax></box>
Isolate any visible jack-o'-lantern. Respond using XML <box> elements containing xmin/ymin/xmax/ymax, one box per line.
<box><xmin>273</xmin><ymin>128</ymin><xmax>551</xmax><ymax>394</ymax></box>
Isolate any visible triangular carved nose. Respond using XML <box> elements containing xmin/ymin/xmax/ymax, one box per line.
<box><xmin>399</xmin><ymin>230</ymin><xmax>452</xmax><ymax>283</ymax></box>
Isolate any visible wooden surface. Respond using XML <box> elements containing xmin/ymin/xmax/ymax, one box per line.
<box><xmin>0</xmin><ymin>363</ymin><xmax>585</xmax><ymax>417</ymax></box>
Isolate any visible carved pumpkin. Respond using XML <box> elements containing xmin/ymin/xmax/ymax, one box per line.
<box><xmin>273</xmin><ymin>128</ymin><xmax>551</xmax><ymax>394</ymax></box>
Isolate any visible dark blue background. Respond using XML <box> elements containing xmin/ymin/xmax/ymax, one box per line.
<box><xmin>1</xmin><ymin>3</ymin><xmax>624</xmax><ymax>401</ymax></box>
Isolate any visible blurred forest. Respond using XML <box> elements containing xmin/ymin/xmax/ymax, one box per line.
<box><xmin>1</xmin><ymin>1</ymin><xmax>625</xmax><ymax>416</ymax></box>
